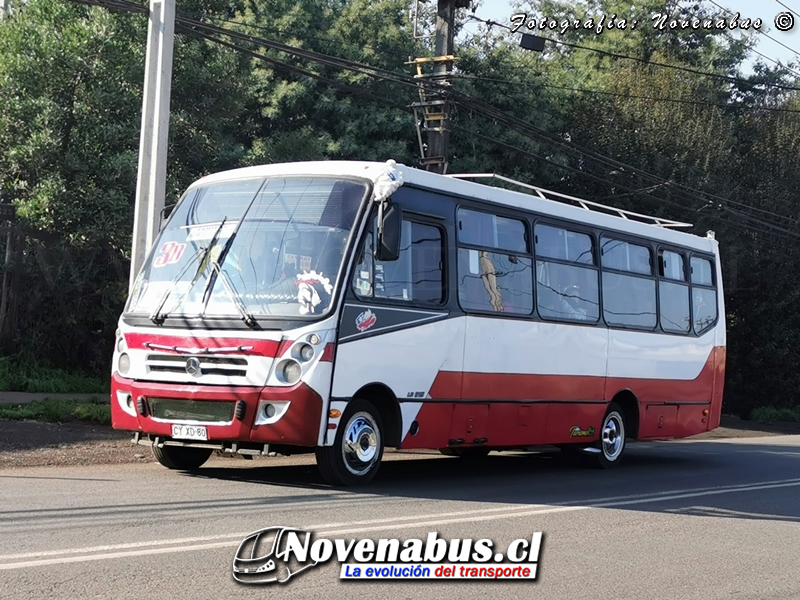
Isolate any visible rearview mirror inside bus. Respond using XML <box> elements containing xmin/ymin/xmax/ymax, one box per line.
<box><xmin>377</xmin><ymin>202</ymin><xmax>403</xmax><ymax>261</ymax></box>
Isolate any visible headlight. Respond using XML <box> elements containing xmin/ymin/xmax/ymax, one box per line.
<box><xmin>118</xmin><ymin>353</ymin><xmax>131</xmax><ymax>375</ymax></box>
<box><xmin>278</xmin><ymin>359</ymin><xmax>301</xmax><ymax>384</ymax></box>
<box><xmin>293</xmin><ymin>343</ymin><xmax>314</xmax><ymax>362</ymax></box>
<box><xmin>116</xmin><ymin>337</ymin><xmax>126</xmax><ymax>353</ymax></box>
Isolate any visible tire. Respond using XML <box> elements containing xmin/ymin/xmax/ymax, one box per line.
<box><xmin>438</xmin><ymin>447</ymin><xmax>490</xmax><ymax>458</ymax></box>
<box><xmin>595</xmin><ymin>403</ymin><xmax>627</xmax><ymax>469</ymax></box>
<box><xmin>316</xmin><ymin>399</ymin><xmax>384</xmax><ymax>486</ymax></box>
<box><xmin>151</xmin><ymin>445</ymin><xmax>213</xmax><ymax>470</ymax></box>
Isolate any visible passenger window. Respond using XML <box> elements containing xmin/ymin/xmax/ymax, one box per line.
<box><xmin>659</xmin><ymin>250</ymin><xmax>685</xmax><ymax>281</ymax></box>
<box><xmin>458</xmin><ymin>249</ymin><xmax>533</xmax><ymax>314</ymax></box>
<box><xmin>691</xmin><ymin>257</ymin><xmax>714</xmax><ymax>286</ymax></box>
<box><xmin>457</xmin><ymin>209</ymin><xmax>527</xmax><ymax>254</ymax></box>
<box><xmin>693</xmin><ymin>288</ymin><xmax>717</xmax><ymax>334</ymax></box>
<box><xmin>354</xmin><ymin>219</ymin><xmax>444</xmax><ymax>305</ymax></box>
<box><xmin>536</xmin><ymin>261</ymin><xmax>600</xmax><ymax>322</ymax></box>
<box><xmin>601</xmin><ymin>238</ymin><xmax>652</xmax><ymax>275</ymax></box>
<box><xmin>535</xmin><ymin>224</ymin><xmax>595</xmax><ymax>265</ymax></box>
<box><xmin>602</xmin><ymin>272</ymin><xmax>657</xmax><ymax>328</ymax></box>
<box><xmin>660</xmin><ymin>281</ymin><xmax>691</xmax><ymax>333</ymax></box>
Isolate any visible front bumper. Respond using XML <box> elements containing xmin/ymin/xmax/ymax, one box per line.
<box><xmin>111</xmin><ymin>373</ymin><xmax>323</xmax><ymax>447</ymax></box>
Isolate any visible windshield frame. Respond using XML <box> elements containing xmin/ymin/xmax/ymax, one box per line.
<box><xmin>123</xmin><ymin>174</ymin><xmax>374</xmax><ymax>330</ymax></box>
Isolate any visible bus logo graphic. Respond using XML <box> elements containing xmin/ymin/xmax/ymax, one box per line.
<box><xmin>569</xmin><ymin>425</ymin><xmax>596</xmax><ymax>438</ymax></box>
<box><xmin>355</xmin><ymin>309</ymin><xmax>377</xmax><ymax>332</ymax></box>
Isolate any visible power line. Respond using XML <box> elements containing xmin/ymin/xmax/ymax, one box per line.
<box><xmin>708</xmin><ymin>0</ymin><xmax>800</xmax><ymax>76</ymax></box>
<box><xmin>452</xmin><ymin>95</ymin><xmax>800</xmax><ymax>235</ymax></box>
<box><xmin>174</xmin><ymin>1</ymin><xmax>800</xmax><ymax>235</ymax></box>
<box><xmin>453</xmin><ymin>124</ymin><xmax>800</xmax><ymax>242</ymax></box>
<box><xmin>66</xmin><ymin>0</ymin><xmax>800</xmax><ymax>240</ymax></box>
<box><xmin>175</xmin><ymin>24</ymin><xmax>408</xmax><ymax>110</ymax></box>
<box><xmin>467</xmin><ymin>11</ymin><xmax>800</xmax><ymax>93</ymax></box>
<box><xmin>453</xmin><ymin>74</ymin><xmax>800</xmax><ymax>114</ymax></box>
<box><xmin>775</xmin><ymin>0</ymin><xmax>800</xmax><ymax>18</ymax></box>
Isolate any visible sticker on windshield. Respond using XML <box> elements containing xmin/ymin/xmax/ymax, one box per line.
<box><xmin>153</xmin><ymin>241</ymin><xmax>187</xmax><ymax>268</ymax></box>
<box><xmin>185</xmin><ymin>222</ymin><xmax>237</xmax><ymax>241</ymax></box>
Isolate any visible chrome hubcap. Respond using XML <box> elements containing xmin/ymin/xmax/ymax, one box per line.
<box><xmin>602</xmin><ymin>412</ymin><xmax>624</xmax><ymax>461</ymax></box>
<box><xmin>342</xmin><ymin>413</ymin><xmax>379</xmax><ymax>475</ymax></box>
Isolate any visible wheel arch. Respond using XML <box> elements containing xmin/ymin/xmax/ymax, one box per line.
<box><xmin>352</xmin><ymin>382</ymin><xmax>402</xmax><ymax>448</ymax></box>
<box><xmin>609</xmin><ymin>388</ymin><xmax>640</xmax><ymax>440</ymax></box>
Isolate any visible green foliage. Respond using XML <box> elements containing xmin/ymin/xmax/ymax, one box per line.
<box><xmin>750</xmin><ymin>406</ymin><xmax>800</xmax><ymax>424</ymax></box>
<box><xmin>0</xmin><ymin>355</ymin><xmax>108</xmax><ymax>393</ymax></box>
<box><xmin>0</xmin><ymin>0</ymin><xmax>799</xmax><ymax>419</ymax></box>
<box><xmin>0</xmin><ymin>397</ymin><xmax>110</xmax><ymax>424</ymax></box>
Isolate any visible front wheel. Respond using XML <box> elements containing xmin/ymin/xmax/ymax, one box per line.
<box><xmin>595</xmin><ymin>403</ymin><xmax>627</xmax><ymax>469</ymax></box>
<box><xmin>151</xmin><ymin>445</ymin><xmax>213</xmax><ymax>470</ymax></box>
<box><xmin>316</xmin><ymin>399</ymin><xmax>384</xmax><ymax>486</ymax></box>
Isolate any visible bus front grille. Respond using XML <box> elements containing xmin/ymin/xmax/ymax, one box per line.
<box><xmin>145</xmin><ymin>354</ymin><xmax>248</xmax><ymax>378</ymax></box>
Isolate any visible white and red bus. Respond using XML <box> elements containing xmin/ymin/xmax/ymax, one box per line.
<box><xmin>111</xmin><ymin>160</ymin><xmax>725</xmax><ymax>485</ymax></box>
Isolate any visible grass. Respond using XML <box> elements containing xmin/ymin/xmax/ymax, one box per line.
<box><xmin>0</xmin><ymin>397</ymin><xmax>110</xmax><ymax>425</ymax></box>
<box><xmin>0</xmin><ymin>356</ymin><xmax>108</xmax><ymax>394</ymax></box>
<box><xmin>750</xmin><ymin>406</ymin><xmax>800</xmax><ymax>423</ymax></box>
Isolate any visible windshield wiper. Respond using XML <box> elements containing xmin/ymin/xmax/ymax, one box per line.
<box><xmin>149</xmin><ymin>218</ymin><xmax>228</xmax><ymax>324</ymax></box>
<box><xmin>208</xmin><ymin>261</ymin><xmax>257</xmax><ymax>328</ymax></box>
<box><xmin>200</xmin><ymin>181</ymin><xmax>272</xmax><ymax>314</ymax></box>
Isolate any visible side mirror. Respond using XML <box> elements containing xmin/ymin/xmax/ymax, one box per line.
<box><xmin>376</xmin><ymin>202</ymin><xmax>402</xmax><ymax>261</ymax></box>
<box><xmin>159</xmin><ymin>203</ymin><xmax>177</xmax><ymax>229</ymax></box>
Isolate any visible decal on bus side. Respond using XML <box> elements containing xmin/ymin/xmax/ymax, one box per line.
<box><xmin>355</xmin><ymin>309</ymin><xmax>377</xmax><ymax>332</ymax></box>
<box><xmin>569</xmin><ymin>426</ymin><xmax>596</xmax><ymax>438</ymax></box>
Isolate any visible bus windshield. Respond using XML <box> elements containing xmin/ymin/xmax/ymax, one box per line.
<box><xmin>126</xmin><ymin>176</ymin><xmax>368</xmax><ymax>322</ymax></box>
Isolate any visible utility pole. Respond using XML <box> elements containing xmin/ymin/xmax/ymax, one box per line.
<box><xmin>1</xmin><ymin>0</ymin><xmax>10</xmax><ymax>17</ymax></box>
<box><xmin>426</xmin><ymin>0</ymin><xmax>456</xmax><ymax>174</ymax></box>
<box><xmin>129</xmin><ymin>0</ymin><xmax>175</xmax><ymax>293</ymax></box>
<box><xmin>409</xmin><ymin>0</ymin><xmax>468</xmax><ymax>175</ymax></box>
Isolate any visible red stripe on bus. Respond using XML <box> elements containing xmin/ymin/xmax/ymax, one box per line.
<box><xmin>124</xmin><ymin>333</ymin><xmax>280</xmax><ymax>357</ymax></box>
<box><xmin>429</xmin><ymin>347</ymin><xmax>725</xmax><ymax>404</ymax></box>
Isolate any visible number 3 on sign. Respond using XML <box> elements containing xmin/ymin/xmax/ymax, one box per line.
<box><xmin>153</xmin><ymin>241</ymin><xmax>186</xmax><ymax>268</ymax></box>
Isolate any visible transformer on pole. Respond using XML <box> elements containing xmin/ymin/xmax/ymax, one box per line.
<box><xmin>409</xmin><ymin>0</ymin><xmax>470</xmax><ymax>175</ymax></box>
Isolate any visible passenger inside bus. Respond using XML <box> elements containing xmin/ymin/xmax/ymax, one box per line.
<box><xmin>560</xmin><ymin>284</ymin><xmax>589</xmax><ymax>320</ymax></box>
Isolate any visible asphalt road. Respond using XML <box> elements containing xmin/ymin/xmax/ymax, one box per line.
<box><xmin>2</xmin><ymin>435</ymin><xmax>800</xmax><ymax>600</ymax></box>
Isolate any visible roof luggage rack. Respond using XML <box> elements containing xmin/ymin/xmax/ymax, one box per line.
<box><xmin>446</xmin><ymin>173</ymin><xmax>693</xmax><ymax>229</ymax></box>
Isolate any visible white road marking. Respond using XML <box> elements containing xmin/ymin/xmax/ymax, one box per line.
<box><xmin>3</xmin><ymin>477</ymin><xmax>800</xmax><ymax>570</ymax></box>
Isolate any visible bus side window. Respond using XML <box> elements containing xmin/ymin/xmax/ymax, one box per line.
<box><xmin>354</xmin><ymin>218</ymin><xmax>444</xmax><ymax>305</ymax></box>
<box><xmin>690</xmin><ymin>256</ymin><xmax>717</xmax><ymax>334</ymax></box>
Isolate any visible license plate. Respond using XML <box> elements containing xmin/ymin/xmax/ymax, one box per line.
<box><xmin>171</xmin><ymin>424</ymin><xmax>208</xmax><ymax>441</ymax></box>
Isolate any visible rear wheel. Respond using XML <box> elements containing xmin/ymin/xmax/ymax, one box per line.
<box><xmin>438</xmin><ymin>447</ymin><xmax>490</xmax><ymax>458</ymax></box>
<box><xmin>151</xmin><ymin>445</ymin><xmax>212</xmax><ymax>470</ymax></box>
<box><xmin>595</xmin><ymin>403</ymin><xmax>627</xmax><ymax>469</ymax></box>
<box><xmin>316</xmin><ymin>399</ymin><xmax>384</xmax><ymax>486</ymax></box>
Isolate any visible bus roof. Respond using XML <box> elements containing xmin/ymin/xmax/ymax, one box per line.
<box><xmin>192</xmin><ymin>160</ymin><xmax>719</xmax><ymax>255</ymax></box>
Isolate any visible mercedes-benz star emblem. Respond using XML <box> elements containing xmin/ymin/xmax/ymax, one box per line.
<box><xmin>185</xmin><ymin>357</ymin><xmax>201</xmax><ymax>377</ymax></box>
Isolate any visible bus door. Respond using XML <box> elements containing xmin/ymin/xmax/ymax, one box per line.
<box><xmin>332</xmin><ymin>197</ymin><xmax>461</xmax><ymax>450</ymax></box>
